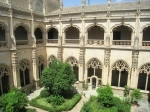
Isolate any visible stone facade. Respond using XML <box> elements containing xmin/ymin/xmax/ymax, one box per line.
<box><xmin>0</xmin><ymin>0</ymin><xmax>150</xmax><ymax>95</ymax></box>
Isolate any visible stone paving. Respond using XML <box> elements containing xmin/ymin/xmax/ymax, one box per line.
<box><xmin>27</xmin><ymin>88</ymin><xmax>150</xmax><ymax>112</ymax></box>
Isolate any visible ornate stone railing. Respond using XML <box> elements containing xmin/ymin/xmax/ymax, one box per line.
<box><xmin>113</xmin><ymin>40</ymin><xmax>131</xmax><ymax>45</ymax></box>
<box><xmin>47</xmin><ymin>39</ymin><xmax>58</xmax><ymax>43</ymax></box>
<box><xmin>16</xmin><ymin>40</ymin><xmax>28</xmax><ymax>45</ymax></box>
<box><xmin>0</xmin><ymin>41</ymin><xmax>6</xmax><ymax>47</ymax></box>
<box><xmin>87</xmin><ymin>39</ymin><xmax>104</xmax><ymax>45</ymax></box>
<box><xmin>36</xmin><ymin>39</ymin><xmax>43</xmax><ymax>44</ymax></box>
<box><xmin>65</xmin><ymin>39</ymin><xmax>79</xmax><ymax>44</ymax></box>
<box><xmin>142</xmin><ymin>41</ymin><xmax>150</xmax><ymax>46</ymax></box>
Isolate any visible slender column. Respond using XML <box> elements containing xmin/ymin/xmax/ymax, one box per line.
<box><xmin>11</xmin><ymin>51</ymin><xmax>21</xmax><ymax>88</ymax></box>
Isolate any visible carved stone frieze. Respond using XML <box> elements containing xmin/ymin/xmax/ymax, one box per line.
<box><xmin>132</xmin><ymin>50</ymin><xmax>139</xmax><ymax>70</ymax></box>
<box><xmin>11</xmin><ymin>52</ymin><xmax>18</xmax><ymax>70</ymax></box>
<box><xmin>57</xmin><ymin>47</ymin><xmax>63</xmax><ymax>61</ymax></box>
<box><xmin>32</xmin><ymin>49</ymin><xmax>37</xmax><ymax>64</ymax></box>
<box><xmin>104</xmin><ymin>49</ymin><xmax>111</xmax><ymax>67</ymax></box>
<box><xmin>79</xmin><ymin>48</ymin><xmax>84</xmax><ymax>65</ymax></box>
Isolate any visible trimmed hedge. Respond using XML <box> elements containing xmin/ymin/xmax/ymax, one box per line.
<box><xmin>29</xmin><ymin>94</ymin><xmax>81</xmax><ymax>112</ymax></box>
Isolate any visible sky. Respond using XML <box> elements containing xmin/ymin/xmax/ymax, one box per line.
<box><xmin>63</xmin><ymin>0</ymin><xmax>137</xmax><ymax>7</ymax></box>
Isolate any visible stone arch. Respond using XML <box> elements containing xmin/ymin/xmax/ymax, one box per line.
<box><xmin>87</xmin><ymin>58</ymin><xmax>102</xmax><ymax>68</ymax></box>
<box><xmin>46</xmin><ymin>26</ymin><xmax>59</xmax><ymax>32</ymax></box>
<box><xmin>111</xmin><ymin>23</ymin><xmax>135</xmax><ymax>33</ymax></box>
<box><xmin>34</xmin><ymin>26</ymin><xmax>44</xmax><ymax>32</ymax></box>
<box><xmin>141</xmin><ymin>24</ymin><xmax>150</xmax><ymax>33</ymax></box>
<box><xmin>14</xmin><ymin>23</ymin><xmax>30</xmax><ymax>33</ymax></box>
<box><xmin>0</xmin><ymin>22</ymin><xmax>8</xmax><ymax>42</ymax></box>
<box><xmin>137</xmin><ymin>63</ymin><xmax>150</xmax><ymax>91</ymax></box>
<box><xmin>63</xmin><ymin>25</ymin><xmax>81</xmax><ymax>33</ymax></box>
<box><xmin>38</xmin><ymin>55</ymin><xmax>45</xmax><ymax>66</ymax></box>
<box><xmin>19</xmin><ymin>59</ymin><xmax>31</xmax><ymax>87</ymax></box>
<box><xmin>111</xmin><ymin>60</ymin><xmax>130</xmax><ymax>87</ymax></box>
<box><xmin>85</xmin><ymin>24</ymin><xmax>106</xmax><ymax>33</ymax></box>
<box><xmin>0</xmin><ymin>64</ymin><xmax>10</xmax><ymax>95</ymax></box>
<box><xmin>0</xmin><ymin>22</ymin><xmax>9</xmax><ymax>32</ymax></box>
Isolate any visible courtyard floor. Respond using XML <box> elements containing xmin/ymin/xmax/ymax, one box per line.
<box><xmin>27</xmin><ymin>88</ymin><xmax>150</xmax><ymax>112</ymax></box>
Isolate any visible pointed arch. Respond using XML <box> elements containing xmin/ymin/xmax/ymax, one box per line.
<box><xmin>34</xmin><ymin>25</ymin><xmax>45</xmax><ymax>32</ymax></box>
<box><xmin>137</xmin><ymin>63</ymin><xmax>150</xmax><ymax>91</ymax></box>
<box><xmin>0</xmin><ymin>22</ymin><xmax>9</xmax><ymax>32</ymax></box>
<box><xmin>141</xmin><ymin>24</ymin><xmax>150</xmax><ymax>33</ymax></box>
<box><xmin>63</xmin><ymin>25</ymin><xmax>81</xmax><ymax>33</ymax></box>
<box><xmin>14</xmin><ymin>23</ymin><xmax>30</xmax><ymax>33</ymax></box>
<box><xmin>111</xmin><ymin>23</ymin><xmax>134</xmax><ymax>33</ymax></box>
<box><xmin>111</xmin><ymin>60</ymin><xmax>130</xmax><ymax>87</ymax></box>
<box><xmin>47</xmin><ymin>26</ymin><xmax>59</xmax><ymax>32</ymax></box>
<box><xmin>85</xmin><ymin>24</ymin><xmax>106</xmax><ymax>33</ymax></box>
<box><xmin>87</xmin><ymin>58</ymin><xmax>102</xmax><ymax>69</ymax></box>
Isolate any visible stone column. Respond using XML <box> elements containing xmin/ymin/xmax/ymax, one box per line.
<box><xmin>11</xmin><ymin>51</ymin><xmax>21</xmax><ymax>88</ymax></box>
<box><xmin>32</xmin><ymin>49</ymin><xmax>40</xmax><ymax>89</ymax></box>
<box><xmin>130</xmin><ymin>50</ymin><xmax>139</xmax><ymax>89</ymax></box>
<box><xmin>103</xmin><ymin>49</ymin><xmax>111</xmax><ymax>85</ymax></box>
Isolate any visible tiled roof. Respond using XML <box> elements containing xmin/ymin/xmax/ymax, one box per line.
<box><xmin>48</xmin><ymin>1</ymin><xmax>150</xmax><ymax>15</ymax></box>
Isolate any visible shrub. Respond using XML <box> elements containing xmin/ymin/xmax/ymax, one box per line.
<box><xmin>47</xmin><ymin>95</ymin><xmax>65</xmax><ymax>106</ymax></box>
<box><xmin>97</xmin><ymin>85</ymin><xmax>114</xmax><ymax>107</ymax></box>
<box><xmin>124</xmin><ymin>85</ymin><xmax>130</xmax><ymax>97</ymax></box>
<box><xmin>0</xmin><ymin>88</ymin><xmax>28</xmax><ymax>112</ymax></box>
<box><xmin>26</xmin><ymin>108</ymin><xmax>37</xmax><ymax>112</ymax></box>
<box><xmin>130</xmin><ymin>89</ymin><xmax>142</xmax><ymax>102</ymax></box>
<box><xmin>40</xmin><ymin>89</ymin><xmax>50</xmax><ymax>98</ymax></box>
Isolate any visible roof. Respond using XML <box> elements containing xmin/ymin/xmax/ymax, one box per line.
<box><xmin>48</xmin><ymin>1</ymin><xmax>150</xmax><ymax>16</ymax></box>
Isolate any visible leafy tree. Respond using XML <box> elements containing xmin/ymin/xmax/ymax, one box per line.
<box><xmin>41</xmin><ymin>59</ymin><xmax>76</xmax><ymax>96</ymax></box>
<box><xmin>0</xmin><ymin>88</ymin><xmax>28</xmax><ymax>112</ymax></box>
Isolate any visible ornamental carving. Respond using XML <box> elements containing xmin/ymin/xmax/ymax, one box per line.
<box><xmin>88</xmin><ymin>58</ymin><xmax>102</xmax><ymax>69</ymax></box>
<box><xmin>0</xmin><ymin>65</ymin><xmax>9</xmax><ymax>78</ymax></box>
<box><xmin>38</xmin><ymin>56</ymin><xmax>44</xmax><ymax>66</ymax></box>
<box><xmin>104</xmin><ymin>50</ymin><xmax>110</xmax><ymax>67</ymax></box>
<box><xmin>19</xmin><ymin>60</ymin><xmax>30</xmax><ymax>71</ymax></box>
<box><xmin>139</xmin><ymin>64</ymin><xmax>150</xmax><ymax>75</ymax></box>
<box><xmin>48</xmin><ymin>55</ymin><xmax>56</xmax><ymax>64</ymax></box>
<box><xmin>57</xmin><ymin>48</ymin><xmax>63</xmax><ymax>61</ymax></box>
<box><xmin>79</xmin><ymin>48</ymin><xmax>84</xmax><ymax>65</ymax></box>
<box><xmin>11</xmin><ymin>52</ymin><xmax>18</xmax><ymax>70</ymax></box>
<box><xmin>112</xmin><ymin>60</ymin><xmax>129</xmax><ymax>72</ymax></box>
<box><xmin>132</xmin><ymin>51</ymin><xmax>139</xmax><ymax>70</ymax></box>
<box><xmin>66</xmin><ymin>57</ymin><xmax>78</xmax><ymax>67</ymax></box>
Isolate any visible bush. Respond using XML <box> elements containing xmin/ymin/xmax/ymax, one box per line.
<box><xmin>130</xmin><ymin>89</ymin><xmax>142</xmax><ymax>102</ymax></box>
<box><xmin>0</xmin><ymin>88</ymin><xmax>28</xmax><ymax>112</ymax></box>
<box><xmin>40</xmin><ymin>89</ymin><xmax>50</xmax><ymax>98</ymax></box>
<box><xmin>124</xmin><ymin>85</ymin><xmax>130</xmax><ymax>97</ymax></box>
<box><xmin>47</xmin><ymin>95</ymin><xmax>65</xmax><ymax>106</ymax></box>
<box><xmin>26</xmin><ymin>108</ymin><xmax>37</xmax><ymax>112</ymax></box>
<box><xmin>97</xmin><ymin>85</ymin><xmax>114</xmax><ymax>107</ymax></box>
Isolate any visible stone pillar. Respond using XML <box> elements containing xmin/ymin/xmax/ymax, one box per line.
<box><xmin>11</xmin><ymin>51</ymin><xmax>21</xmax><ymax>88</ymax></box>
<box><xmin>130</xmin><ymin>50</ymin><xmax>139</xmax><ymax>89</ymax></box>
<box><xmin>103</xmin><ymin>49</ymin><xmax>111</xmax><ymax>85</ymax></box>
<box><xmin>32</xmin><ymin>49</ymin><xmax>40</xmax><ymax>89</ymax></box>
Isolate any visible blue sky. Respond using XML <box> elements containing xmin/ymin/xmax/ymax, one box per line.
<box><xmin>63</xmin><ymin>0</ymin><xmax>137</xmax><ymax>7</ymax></box>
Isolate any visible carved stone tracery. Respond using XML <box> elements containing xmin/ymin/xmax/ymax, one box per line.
<box><xmin>88</xmin><ymin>58</ymin><xmax>102</xmax><ymax>69</ymax></box>
<box><xmin>19</xmin><ymin>60</ymin><xmax>30</xmax><ymax>71</ymax></box>
<box><xmin>112</xmin><ymin>60</ymin><xmax>129</xmax><ymax>72</ymax></box>
<box><xmin>66</xmin><ymin>57</ymin><xmax>78</xmax><ymax>67</ymax></box>
<box><xmin>48</xmin><ymin>55</ymin><xmax>56</xmax><ymax>64</ymax></box>
<box><xmin>0</xmin><ymin>65</ymin><xmax>9</xmax><ymax>78</ymax></box>
<box><xmin>139</xmin><ymin>64</ymin><xmax>150</xmax><ymax>75</ymax></box>
<box><xmin>132</xmin><ymin>51</ymin><xmax>139</xmax><ymax>70</ymax></box>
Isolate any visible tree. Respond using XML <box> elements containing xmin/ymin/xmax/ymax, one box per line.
<box><xmin>41</xmin><ymin>59</ymin><xmax>76</xmax><ymax>96</ymax></box>
<box><xmin>0</xmin><ymin>88</ymin><xmax>28</xmax><ymax>112</ymax></box>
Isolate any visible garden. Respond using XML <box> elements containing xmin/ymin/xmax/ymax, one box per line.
<box><xmin>81</xmin><ymin>85</ymin><xmax>143</xmax><ymax>112</ymax></box>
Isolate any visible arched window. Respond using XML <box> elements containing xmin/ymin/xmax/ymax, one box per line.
<box><xmin>15</xmin><ymin>26</ymin><xmax>27</xmax><ymax>40</ymax></box>
<box><xmin>48</xmin><ymin>28</ymin><xmax>58</xmax><ymax>39</ymax></box>
<box><xmin>65</xmin><ymin>27</ymin><xmax>79</xmax><ymax>40</ymax></box>
<box><xmin>0</xmin><ymin>25</ymin><xmax>6</xmax><ymax>47</ymax></box>
<box><xmin>113</xmin><ymin>25</ymin><xmax>132</xmax><ymax>45</ymax></box>
<box><xmin>66</xmin><ymin>57</ymin><xmax>79</xmax><ymax>81</ymax></box>
<box><xmin>48</xmin><ymin>55</ymin><xmax>56</xmax><ymax>65</ymax></box>
<box><xmin>19</xmin><ymin>60</ymin><xmax>30</xmax><ymax>87</ymax></box>
<box><xmin>0</xmin><ymin>65</ymin><xmax>9</xmax><ymax>95</ymax></box>
<box><xmin>38</xmin><ymin>56</ymin><xmax>44</xmax><ymax>79</ymax></box>
<box><xmin>138</xmin><ymin>63</ymin><xmax>150</xmax><ymax>91</ymax></box>
<box><xmin>87</xmin><ymin>58</ymin><xmax>102</xmax><ymax>78</ymax></box>
<box><xmin>88</xmin><ymin>26</ymin><xmax>104</xmax><ymax>40</ymax></box>
<box><xmin>35</xmin><ymin>28</ymin><xmax>43</xmax><ymax>39</ymax></box>
<box><xmin>111</xmin><ymin>60</ymin><xmax>129</xmax><ymax>87</ymax></box>
<box><xmin>143</xmin><ymin>26</ymin><xmax>150</xmax><ymax>41</ymax></box>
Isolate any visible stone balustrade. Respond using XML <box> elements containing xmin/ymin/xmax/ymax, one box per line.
<box><xmin>87</xmin><ymin>39</ymin><xmax>104</xmax><ymax>45</ymax></box>
<box><xmin>142</xmin><ymin>41</ymin><xmax>150</xmax><ymax>46</ymax></box>
<box><xmin>113</xmin><ymin>40</ymin><xmax>131</xmax><ymax>45</ymax></box>
<box><xmin>0</xmin><ymin>41</ymin><xmax>6</xmax><ymax>47</ymax></box>
<box><xmin>16</xmin><ymin>40</ymin><xmax>28</xmax><ymax>45</ymax></box>
<box><xmin>36</xmin><ymin>39</ymin><xmax>43</xmax><ymax>44</ymax></box>
<box><xmin>47</xmin><ymin>39</ymin><xmax>58</xmax><ymax>43</ymax></box>
<box><xmin>65</xmin><ymin>39</ymin><xmax>79</xmax><ymax>44</ymax></box>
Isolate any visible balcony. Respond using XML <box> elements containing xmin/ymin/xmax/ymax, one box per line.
<box><xmin>65</xmin><ymin>39</ymin><xmax>79</xmax><ymax>44</ymax></box>
<box><xmin>0</xmin><ymin>41</ymin><xmax>6</xmax><ymax>47</ymax></box>
<box><xmin>142</xmin><ymin>41</ymin><xmax>150</xmax><ymax>46</ymax></box>
<box><xmin>113</xmin><ymin>40</ymin><xmax>131</xmax><ymax>45</ymax></box>
<box><xmin>16</xmin><ymin>40</ymin><xmax>28</xmax><ymax>45</ymax></box>
<box><xmin>47</xmin><ymin>39</ymin><xmax>58</xmax><ymax>43</ymax></box>
<box><xmin>87</xmin><ymin>39</ymin><xmax>104</xmax><ymax>45</ymax></box>
<box><xmin>36</xmin><ymin>39</ymin><xmax>43</xmax><ymax>44</ymax></box>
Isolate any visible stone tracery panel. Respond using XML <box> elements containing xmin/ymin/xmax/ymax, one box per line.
<box><xmin>87</xmin><ymin>58</ymin><xmax>102</xmax><ymax>69</ymax></box>
<box><xmin>66</xmin><ymin>57</ymin><xmax>78</xmax><ymax>67</ymax></box>
<box><xmin>48</xmin><ymin>55</ymin><xmax>56</xmax><ymax>64</ymax></box>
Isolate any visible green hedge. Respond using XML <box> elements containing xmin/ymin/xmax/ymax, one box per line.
<box><xmin>29</xmin><ymin>94</ymin><xmax>81</xmax><ymax>112</ymax></box>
